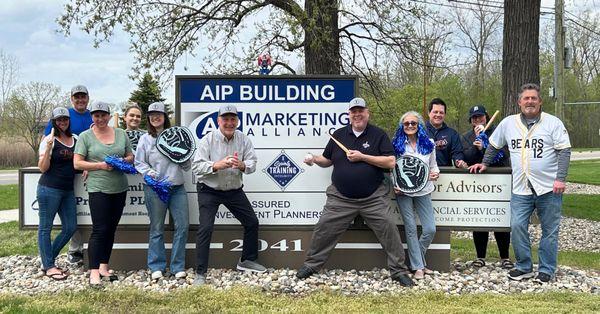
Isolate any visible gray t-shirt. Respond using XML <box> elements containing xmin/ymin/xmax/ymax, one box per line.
<box><xmin>74</xmin><ymin>128</ymin><xmax>133</xmax><ymax>193</ymax></box>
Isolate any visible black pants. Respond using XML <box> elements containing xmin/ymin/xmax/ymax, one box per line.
<box><xmin>473</xmin><ymin>231</ymin><xmax>511</xmax><ymax>259</ymax></box>
<box><xmin>195</xmin><ymin>183</ymin><xmax>259</xmax><ymax>275</ymax></box>
<box><xmin>88</xmin><ymin>191</ymin><xmax>126</xmax><ymax>269</ymax></box>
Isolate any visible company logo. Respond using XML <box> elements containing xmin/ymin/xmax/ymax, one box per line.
<box><xmin>193</xmin><ymin>111</ymin><xmax>243</xmax><ymax>139</ymax></box>
<box><xmin>263</xmin><ymin>151</ymin><xmax>304</xmax><ymax>190</ymax></box>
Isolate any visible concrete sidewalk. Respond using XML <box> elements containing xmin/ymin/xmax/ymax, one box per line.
<box><xmin>0</xmin><ymin>209</ymin><xmax>18</xmax><ymax>223</ymax></box>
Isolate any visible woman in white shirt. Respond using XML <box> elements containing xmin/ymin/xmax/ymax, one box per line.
<box><xmin>391</xmin><ymin>111</ymin><xmax>439</xmax><ymax>280</ymax></box>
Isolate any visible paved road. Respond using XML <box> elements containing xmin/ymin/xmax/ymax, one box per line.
<box><xmin>0</xmin><ymin>170</ymin><xmax>18</xmax><ymax>185</ymax></box>
<box><xmin>570</xmin><ymin>151</ymin><xmax>600</xmax><ymax>161</ymax></box>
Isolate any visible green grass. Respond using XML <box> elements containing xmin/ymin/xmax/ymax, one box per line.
<box><xmin>0</xmin><ymin>221</ymin><xmax>38</xmax><ymax>257</ymax></box>
<box><xmin>0</xmin><ymin>184</ymin><xmax>18</xmax><ymax>210</ymax></box>
<box><xmin>563</xmin><ymin>194</ymin><xmax>600</xmax><ymax>221</ymax></box>
<box><xmin>568</xmin><ymin>160</ymin><xmax>600</xmax><ymax>185</ymax></box>
<box><xmin>451</xmin><ymin>238</ymin><xmax>600</xmax><ymax>270</ymax></box>
<box><xmin>572</xmin><ymin>147</ymin><xmax>600</xmax><ymax>152</ymax></box>
<box><xmin>0</xmin><ymin>288</ymin><xmax>598</xmax><ymax>313</ymax></box>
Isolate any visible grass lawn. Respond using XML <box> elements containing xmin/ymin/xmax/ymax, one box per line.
<box><xmin>568</xmin><ymin>160</ymin><xmax>600</xmax><ymax>185</ymax></box>
<box><xmin>0</xmin><ymin>288</ymin><xmax>598</xmax><ymax>313</ymax></box>
<box><xmin>450</xmin><ymin>238</ymin><xmax>600</xmax><ymax>270</ymax></box>
<box><xmin>0</xmin><ymin>184</ymin><xmax>17</xmax><ymax>210</ymax></box>
<box><xmin>563</xmin><ymin>194</ymin><xmax>600</xmax><ymax>221</ymax></box>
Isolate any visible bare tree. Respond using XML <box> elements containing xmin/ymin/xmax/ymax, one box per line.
<box><xmin>1</xmin><ymin>82</ymin><xmax>62</xmax><ymax>157</ymax></box>
<box><xmin>57</xmin><ymin>0</ymin><xmax>423</xmax><ymax>90</ymax></box>
<box><xmin>0</xmin><ymin>50</ymin><xmax>20</xmax><ymax>113</ymax></box>
<box><xmin>567</xmin><ymin>10</ymin><xmax>600</xmax><ymax>92</ymax></box>
<box><xmin>502</xmin><ymin>0</ymin><xmax>540</xmax><ymax>116</ymax></box>
<box><xmin>451</xmin><ymin>0</ymin><xmax>502</xmax><ymax>97</ymax></box>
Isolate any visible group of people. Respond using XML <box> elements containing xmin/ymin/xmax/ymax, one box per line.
<box><xmin>36</xmin><ymin>82</ymin><xmax>570</xmax><ymax>288</ymax></box>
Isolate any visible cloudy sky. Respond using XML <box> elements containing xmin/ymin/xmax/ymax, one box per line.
<box><xmin>0</xmin><ymin>0</ymin><xmax>589</xmax><ymax>107</ymax></box>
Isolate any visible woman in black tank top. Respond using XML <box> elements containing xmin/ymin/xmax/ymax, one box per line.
<box><xmin>36</xmin><ymin>107</ymin><xmax>78</xmax><ymax>280</ymax></box>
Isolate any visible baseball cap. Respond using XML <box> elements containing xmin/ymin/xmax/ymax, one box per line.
<box><xmin>218</xmin><ymin>105</ymin><xmax>238</xmax><ymax>116</ymax></box>
<box><xmin>147</xmin><ymin>102</ymin><xmax>166</xmax><ymax>113</ymax></box>
<box><xmin>349</xmin><ymin>97</ymin><xmax>367</xmax><ymax>110</ymax></box>
<box><xmin>89</xmin><ymin>101</ymin><xmax>111</xmax><ymax>114</ymax></box>
<box><xmin>51</xmin><ymin>107</ymin><xmax>70</xmax><ymax>119</ymax></box>
<box><xmin>71</xmin><ymin>85</ymin><xmax>89</xmax><ymax>96</ymax></box>
<box><xmin>468</xmin><ymin>105</ymin><xmax>487</xmax><ymax>122</ymax></box>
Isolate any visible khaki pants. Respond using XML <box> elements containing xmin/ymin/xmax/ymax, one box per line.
<box><xmin>303</xmin><ymin>183</ymin><xmax>409</xmax><ymax>275</ymax></box>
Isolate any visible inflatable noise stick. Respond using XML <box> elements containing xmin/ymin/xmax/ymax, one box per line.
<box><xmin>483</xmin><ymin>110</ymin><xmax>500</xmax><ymax>132</ymax></box>
<box><xmin>328</xmin><ymin>134</ymin><xmax>349</xmax><ymax>154</ymax></box>
<box><xmin>113</xmin><ymin>113</ymin><xmax>120</xmax><ymax>128</ymax></box>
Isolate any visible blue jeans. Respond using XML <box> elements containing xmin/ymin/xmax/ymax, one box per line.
<box><xmin>510</xmin><ymin>192</ymin><xmax>562</xmax><ymax>276</ymax></box>
<box><xmin>144</xmin><ymin>184</ymin><xmax>189</xmax><ymax>273</ymax></box>
<box><xmin>396</xmin><ymin>194</ymin><xmax>436</xmax><ymax>270</ymax></box>
<box><xmin>37</xmin><ymin>185</ymin><xmax>77</xmax><ymax>270</ymax></box>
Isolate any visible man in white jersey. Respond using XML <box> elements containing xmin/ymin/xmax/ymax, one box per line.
<box><xmin>469</xmin><ymin>83</ymin><xmax>571</xmax><ymax>284</ymax></box>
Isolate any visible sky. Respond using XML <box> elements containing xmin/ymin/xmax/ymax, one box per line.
<box><xmin>0</xmin><ymin>0</ymin><xmax>593</xmax><ymax>107</ymax></box>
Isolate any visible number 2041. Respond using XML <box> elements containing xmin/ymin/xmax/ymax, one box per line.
<box><xmin>229</xmin><ymin>239</ymin><xmax>303</xmax><ymax>252</ymax></box>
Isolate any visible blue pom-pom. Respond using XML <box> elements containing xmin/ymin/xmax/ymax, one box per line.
<box><xmin>392</xmin><ymin>124</ymin><xmax>433</xmax><ymax>156</ymax></box>
<box><xmin>475</xmin><ymin>133</ymin><xmax>504</xmax><ymax>164</ymax></box>
<box><xmin>104</xmin><ymin>155</ymin><xmax>138</xmax><ymax>174</ymax></box>
<box><xmin>144</xmin><ymin>175</ymin><xmax>172</xmax><ymax>204</ymax></box>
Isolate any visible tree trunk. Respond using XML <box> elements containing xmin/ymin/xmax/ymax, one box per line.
<box><xmin>304</xmin><ymin>0</ymin><xmax>340</xmax><ymax>74</ymax></box>
<box><xmin>502</xmin><ymin>0</ymin><xmax>540</xmax><ymax>116</ymax></box>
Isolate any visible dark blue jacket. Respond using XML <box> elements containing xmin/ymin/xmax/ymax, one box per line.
<box><xmin>426</xmin><ymin>121</ymin><xmax>464</xmax><ymax>167</ymax></box>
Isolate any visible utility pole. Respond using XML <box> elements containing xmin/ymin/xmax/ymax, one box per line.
<box><xmin>554</xmin><ymin>0</ymin><xmax>565</xmax><ymax>120</ymax></box>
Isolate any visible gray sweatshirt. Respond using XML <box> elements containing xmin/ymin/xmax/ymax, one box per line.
<box><xmin>134</xmin><ymin>133</ymin><xmax>190</xmax><ymax>186</ymax></box>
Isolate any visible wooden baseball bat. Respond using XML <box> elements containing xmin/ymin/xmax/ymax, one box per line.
<box><xmin>328</xmin><ymin>134</ymin><xmax>349</xmax><ymax>154</ymax></box>
<box><xmin>483</xmin><ymin>110</ymin><xmax>500</xmax><ymax>132</ymax></box>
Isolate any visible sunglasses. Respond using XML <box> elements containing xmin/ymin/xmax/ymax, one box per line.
<box><xmin>403</xmin><ymin>121</ymin><xmax>418</xmax><ymax>127</ymax></box>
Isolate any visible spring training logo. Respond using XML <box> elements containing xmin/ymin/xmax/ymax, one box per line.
<box><xmin>263</xmin><ymin>151</ymin><xmax>304</xmax><ymax>190</ymax></box>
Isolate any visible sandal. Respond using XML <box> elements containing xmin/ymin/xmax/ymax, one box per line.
<box><xmin>46</xmin><ymin>272</ymin><xmax>68</xmax><ymax>281</ymax></box>
<box><xmin>101</xmin><ymin>274</ymin><xmax>119</xmax><ymax>282</ymax></box>
<box><xmin>501</xmin><ymin>259</ymin><xmax>514</xmax><ymax>269</ymax></box>
<box><xmin>472</xmin><ymin>258</ymin><xmax>486</xmax><ymax>268</ymax></box>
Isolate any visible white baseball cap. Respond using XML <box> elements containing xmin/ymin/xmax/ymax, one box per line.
<box><xmin>89</xmin><ymin>101</ymin><xmax>111</xmax><ymax>114</ymax></box>
<box><xmin>148</xmin><ymin>102</ymin><xmax>166</xmax><ymax>113</ymax></box>
<box><xmin>71</xmin><ymin>85</ymin><xmax>89</xmax><ymax>96</ymax></box>
<box><xmin>218</xmin><ymin>105</ymin><xmax>238</xmax><ymax>116</ymax></box>
<box><xmin>52</xmin><ymin>107</ymin><xmax>70</xmax><ymax>119</ymax></box>
<box><xmin>349</xmin><ymin>97</ymin><xmax>367</xmax><ymax>109</ymax></box>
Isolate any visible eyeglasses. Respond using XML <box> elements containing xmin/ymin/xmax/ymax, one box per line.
<box><xmin>403</xmin><ymin>121</ymin><xmax>418</xmax><ymax>127</ymax></box>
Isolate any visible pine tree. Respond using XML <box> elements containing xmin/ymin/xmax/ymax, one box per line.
<box><xmin>128</xmin><ymin>72</ymin><xmax>166</xmax><ymax>129</ymax></box>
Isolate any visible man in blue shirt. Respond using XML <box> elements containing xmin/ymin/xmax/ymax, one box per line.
<box><xmin>43</xmin><ymin>84</ymin><xmax>92</xmax><ymax>266</ymax></box>
<box><xmin>425</xmin><ymin>98</ymin><xmax>467</xmax><ymax>168</ymax></box>
<box><xmin>44</xmin><ymin>85</ymin><xmax>92</xmax><ymax>136</ymax></box>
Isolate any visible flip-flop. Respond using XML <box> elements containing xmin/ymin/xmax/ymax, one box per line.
<box><xmin>501</xmin><ymin>259</ymin><xmax>514</xmax><ymax>269</ymax></box>
<box><xmin>46</xmin><ymin>272</ymin><xmax>68</xmax><ymax>281</ymax></box>
<box><xmin>101</xmin><ymin>274</ymin><xmax>119</xmax><ymax>282</ymax></box>
<box><xmin>472</xmin><ymin>258</ymin><xmax>486</xmax><ymax>267</ymax></box>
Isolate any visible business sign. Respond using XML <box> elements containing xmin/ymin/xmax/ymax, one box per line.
<box><xmin>177</xmin><ymin>75</ymin><xmax>356</xmax><ymax>225</ymax></box>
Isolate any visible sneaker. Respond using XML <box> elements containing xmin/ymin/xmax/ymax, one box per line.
<box><xmin>413</xmin><ymin>269</ymin><xmax>424</xmax><ymax>280</ymax></box>
<box><xmin>175</xmin><ymin>271</ymin><xmax>187</xmax><ymax>279</ymax></box>
<box><xmin>236</xmin><ymin>259</ymin><xmax>266</xmax><ymax>273</ymax></box>
<box><xmin>534</xmin><ymin>272</ymin><xmax>552</xmax><ymax>284</ymax></box>
<box><xmin>391</xmin><ymin>273</ymin><xmax>415</xmax><ymax>287</ymax></box>
<box><xmin>67</xmin><ymin>252</ymin><xmax>84</xmax><ymax>265</ymax></box>
<box><xmin>423</xmin><ymin>268</ymin><xmax>434</xmax><ymax>275</ymax></box>
<box><xmin>296</xmin><ymin>265</ymin><xmax>315</xmax><ymax>279</ymax></box>
<box><xmin>507</xmin><ymin>269</ymin><xmax>535</xmax><ymax>281</ymax></box>
<box><xmin>193</xmin><ymin>274</ymin><xmax>206</xmax><ymax>286</ymax></box>
<box><xmin>151</xmin><ymin>270</ymin><xmax>163</xmax><ymax>280</ymax></box>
